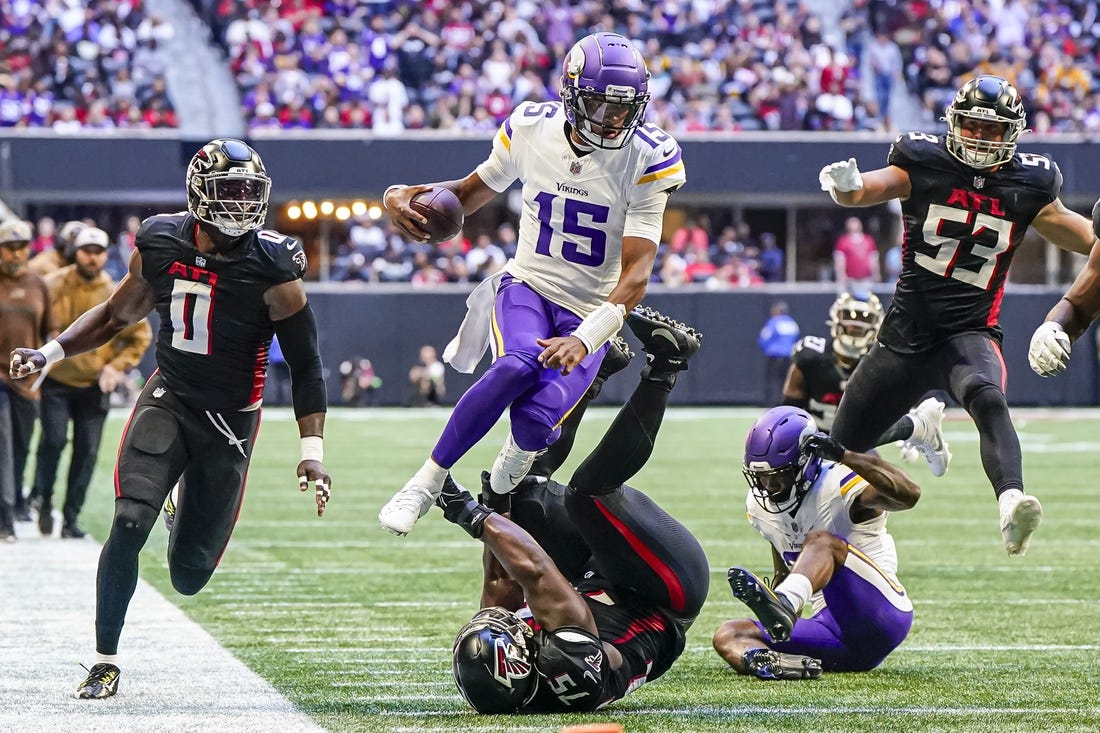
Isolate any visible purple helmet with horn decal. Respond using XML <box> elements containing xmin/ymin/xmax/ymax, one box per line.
<box><xmin>743</xmin><ymin>406</ymin><xmax>822</xmax><ymax>514</ymax></box>
<box><xmin>560</xmin><ymin>32</ymin><xmax>651</xmax><ymax>150</ymax></box>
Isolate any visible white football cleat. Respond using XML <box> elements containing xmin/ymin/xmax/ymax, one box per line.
<box><xmin>489</xmin><ymin>433</ymin><xmax>542</xmax><ymax>495</ymax></box>
<box><xmin>906</xmin><ymin>397</ymin><xmax>952</xmax><ymax>477</ymax></box>
<box><xmin>1000</xmin><ymin>492</ymin><xmax>1043</xmax><ymax>557</ymax></box>
<box><xmin>378</xmin><ymin>475</ymin><xmax>442</xmax><ymax>536</ymax></box>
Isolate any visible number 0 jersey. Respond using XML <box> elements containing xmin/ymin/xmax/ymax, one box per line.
<box><xmin>137</xmin><ymin>212</ymin><xmax>306</xmax><ymax>410</ymax></box>
<box><xmin>882</xmin><ymin>132</ymin><xmax>1061</xmax><ymax>352</ymax></box>
<box><xmin>476</xmin><ymin>101</ymin><xmax>686</xmax><ymax>317</ymax></box>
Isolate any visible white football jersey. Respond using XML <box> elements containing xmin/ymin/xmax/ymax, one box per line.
<box><xmin>746</xmin><ymin>461</ymin><xmax>903</xmax><ymax>612</ymax></box>
<box><xmin>476</xmin><ymin>100</ymin><xmax>686</xmax><ymax>316</ymax></box>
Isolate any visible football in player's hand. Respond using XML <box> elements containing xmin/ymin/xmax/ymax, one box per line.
<box><xmin>409</xmin><ymin>187</ymin><xmax>464</xmax><ymax>244</ymax></box>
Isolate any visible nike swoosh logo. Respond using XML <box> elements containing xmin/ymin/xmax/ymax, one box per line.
<box><xmin>662</xmin><ymin>144</ymin><xmax>676</xmax><ymax>156</ymax></box>
<box><xmin>285</xmin><ymin>241</ymin><xmax>296</xmax><ymax>250</ymax></box>
<box><xmin>652</xmin><ymin>327</ymin><xmax>680</xmax><ymax>348</ymax></box>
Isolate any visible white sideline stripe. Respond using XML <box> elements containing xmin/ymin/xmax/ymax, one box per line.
<box><xmin>0</xmin><ymin>532</ymin><xmax>323</xmax><ymax>733</ymax></box>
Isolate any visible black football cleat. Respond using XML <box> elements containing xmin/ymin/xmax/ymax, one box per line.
<box><xmin>742</xmin><ymin>648</ymin><xmax>822</xmax><ymax>680</ymax></box>
<box><xmin>727</xmin><ymin>566</ymin><xmax>798</xmax><ymax>642</ymax></box>
<box><xmin>76</xmin><ymin>663</ymin><xmax>120</xmax><ymax>699</ymax></box>
<box><xmin>597</xmin><ymin>336</ymin><xmax>634</xmax><ymax>381</ymax></box>
<box><xmin>60</xmin><ymin>523</ymin><xmax>87</xmax><ymax>539</ymax></box>
<box><xmin>625</xmin><ymin>306</ymin><xmax>701</xmax><ymax>373</ymax></box>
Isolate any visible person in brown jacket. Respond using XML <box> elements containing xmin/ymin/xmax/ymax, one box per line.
<box><xmin>32</xmin><ymin>227</ymin><xmax>152</xmax><ymax>538</ymax></box>
<box><xmin>29</xmin><ymin>219</ymin><xmax>86</xmax><ymax>278</ymax></box>
<box><xmin>0</xmin><ymin>219</ymin><xmax>52</xmax><ymax>541</ymax></box>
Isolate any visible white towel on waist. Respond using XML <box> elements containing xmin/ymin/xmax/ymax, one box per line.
<box><xmin>443</xmin><ymin>270</ymin><xmax>505</xmax><ymax>373</ymax></box>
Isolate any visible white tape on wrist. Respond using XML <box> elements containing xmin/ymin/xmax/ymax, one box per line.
<box><xmin>572</xmin><ymin>301</ymin><xmax>627</xmax><ymax>354</ymax></box>
<box><xmin>39</xmin><ymin>340</ymin><xmax>65</xmax><ymax>367</ymax></box>
<box><xmin>383</xmin><ymin>185</ymin><xmax>403</xmax><ymax>203</ymax></box>
<box><xmin>300</xmin><ymin>435</ymin><xmax>324</xmax><ymax>463</ymax></box>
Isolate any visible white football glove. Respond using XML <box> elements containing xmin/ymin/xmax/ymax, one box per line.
<box><xmin>1028</xmin><ymin>321</ymin><xmax>1072</xmax><ymax>377</ymax></box>
<box><xmin>819</xmin><ymin>158</ymin><xmax>864</xmax><ymax>193</ymax></box>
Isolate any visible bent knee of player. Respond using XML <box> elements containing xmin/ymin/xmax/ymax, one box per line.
<box><xmin>804</xmin><ymin>529</ymin><xmax>849</xmax><ymax>563</ymax></box>
<box><xmin>509</xmin><ymin>400</ymin><xmax>563</xmax><ymax>450</ymax></box>
<box><xmin>111</xmin><ymin>498</ymin><xmax>158</xmax><ymax>540</ymax></box>
<box><xmin>169</xmin><ymin>563</ymin><xmax>216</xmax><ymax>596</ymax></box>
<box><xmin>960</xmin><ymin>381</ymin><xmax>1009</xmax><ymax>423</ymax></box>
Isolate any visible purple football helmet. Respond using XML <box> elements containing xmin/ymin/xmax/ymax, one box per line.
<box><xmin>560</xmin><ymin>32</ymin><xmax>650</xmax><ymax>150</ymax></box>
<box><xmin>743</xmin><ymin>406</ymin><xmax>821</xmax><ymax>514</ymax></box>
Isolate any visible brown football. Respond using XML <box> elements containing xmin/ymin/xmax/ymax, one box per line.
<box><xmin>409</xmin><ymin>186</ymin><xmax>464</xmax><ymax>243</ymax></box>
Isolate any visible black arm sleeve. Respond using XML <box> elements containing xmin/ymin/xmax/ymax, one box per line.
<box><xmin>273</xmin><ymin>303</ymin><xmax>327</xmax><ymax>419</ymax></box>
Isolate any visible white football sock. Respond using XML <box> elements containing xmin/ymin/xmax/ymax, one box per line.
<box><xmin>414</xmin><ymin>458</ymin><xmax>448</xmax><ymax>490</ymax></box>
<box><xmin>775</xmin><ymin>573</ymin><xmax>813</xmax><ymax>614</ymax></box>
<box><xmin>999</xmin><ymin>488</ymin><xmax>1025</xmax><ymax>513</ymax></box>
<box><xmin>94</xmin><ymin>652</ymin><xmax>119</xmax><ymax>667</ymax></box>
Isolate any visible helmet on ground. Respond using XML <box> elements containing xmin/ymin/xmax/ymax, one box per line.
<box><xmin>186</xmin><ymin>138</ymin><xmax>271</xmax><ymax>237</ymax></box>
<box><xmin>944</xmin><ymin>75</ymin><xmax>1026</xmax><ymax>169</ymax></box>
<box><xmin>828</xmin><ymin>292</ymin><xmax>884</xmax><ymax>364</ymax></box>
<box><xmin>743</xmin><ymin>406</ymin><xmax>821</xmax><ymax>514</ymax></box>
<box><xmin>451</xmin><ymin>606</ymin><xmax>539</xmax><ymax>713</ymax></box>
<box><xmin>560</xmin><ymin>32</ymin><xmax>650</xmax><ymax>150</ymax></box>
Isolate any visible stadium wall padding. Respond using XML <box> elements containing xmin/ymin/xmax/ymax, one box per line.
<box><xmin>297</xmin><ymin>288</ymin><xmax>1097</xmax><ymax>407</ymax></box>
<box><xmin>2</xmin><ymin>135</ymin><xmax>1099</xmax><ymax>205</ymax></box>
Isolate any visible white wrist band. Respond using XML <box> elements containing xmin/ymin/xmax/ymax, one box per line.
<box><xmin>383</xmin><ymin>185</ymin><xmax>403</xmax><ymax>202</ymax></box>
<box><xmin>300</xmin><ymin>436</ymin><xmax>324</xmax><ymax>463</ymax></box>
<box><xmin>39</xmin><ymin>340</ymin><xmax>65</xmax><ymax>367</ymax></box>
<box><xmin>572</xmin><ymin>302</ymin><xmax>627</xmax><ymax>354</ymax></box>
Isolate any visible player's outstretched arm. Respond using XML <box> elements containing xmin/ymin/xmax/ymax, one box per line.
<box><xmin>1031</xmin><ymin>198</ymin><xmax>1097</xmax><ymax>257</ymax></box>
<box><xmin>10</xmin><ymin>249</ymin><xmax>154</xmax><ymax>379</ymax></box>
<box><xmin>781</xmin><ymin>363</ymin><xmax>809</xmax><ymax>409</ymax></box>
<box><xmin>820</xmin><ymin>161</ymin><xmax>911</xmax><ymax>207</ymax></box>
<box><xmin>383</xmin><ymin>173</ymin><xmax>498</xmax><ymax>242</ymax></box>
<box><xmin>268</xmin><ymin>280</ymin><xmax>331</xmax><ymax>517</ymax></box>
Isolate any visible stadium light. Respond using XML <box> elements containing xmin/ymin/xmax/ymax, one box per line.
<box><xmin>335</xmin><ymin>206</ymin><xmax>351</xmax><ymax>221</ymax></box>
<box><xmin>287</xmin><ymin>203</ymin><xmax>301</xmax><ymax>220</ymax></box>
<box><xmin>302</xmin><ymin>201</ymin><xmax>318</xmax><ymax>219</ymax></box>
<box><xmin>320</xmin><ymin>200</ymin><xmax>335</xmax><ymax>216</ymax></box>
<box><xmin>351</xmin><ymin>200</ymin><xmax>368</xmax><ymax>217</ymax></box>
<box><xmin>368</xmin><ymin>204</ymin><xmax>383</xmax><ymax>220</ymax></box>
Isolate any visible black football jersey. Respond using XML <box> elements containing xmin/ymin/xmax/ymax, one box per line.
<box><xmin>881</xmin><ymin>132</ymin><xmax>1061</xmax><ymax>352</ymax></box>
<box><xmin>137</xmin><ymin>212</ymin><xmax>307</xmax><ymax>410</ymax></box>
<box><xmin>523</xmin><ymin>575</ymin><xmax>688</xmax><ymax>711</ymax></box>
<box><xmin>790</xmin><ymin>335</ymin><xmax>847</xmax><ymax>432</ymax></box>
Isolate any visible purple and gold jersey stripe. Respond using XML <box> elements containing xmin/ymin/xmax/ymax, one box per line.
<box><xmin>839</xmin><ymin>471</ymin><xmax>865</xmax><ymax>497</ymax></box>
<box><xmin>847</xmin><ymin>543</ymin><xmax>906</xmax><ymax>595</ymax></box>
<box><xmin>497</xmin><ymin>119</ymin><xmax>513</xmax><ymax>151</ymax></box>
<box><xmin>636</xmin><ymin>148</ymin><xmax>683</xmax><ymax>184</ymax></box>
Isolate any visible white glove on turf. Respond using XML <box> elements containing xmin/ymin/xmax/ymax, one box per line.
<box><xmin>1028</xmin><ymin>321</ymin><xmax>1072</xmax><ymax>377</ymax></box>
<box><xmin>819</xmin><ymin>158</ymin><xmax>864</xmax><ymax>193</ymax></box>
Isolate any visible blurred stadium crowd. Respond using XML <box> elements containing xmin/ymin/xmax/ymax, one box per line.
<box><xmin>1</xmin><ymin>1</ymin><xmax>1097</xmax><ymax>133</ymax></box>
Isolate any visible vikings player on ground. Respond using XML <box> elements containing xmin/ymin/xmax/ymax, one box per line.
<box><xmin>10</xmin><ymin>139</ymin><xmax>332</xmax><ymax>699</ymax></box>
<box><xmin>819</xmin><ymin>76</ymin><xmax>1099</xmax><ymax>556</ymax></box>
<box><xmin>434</xmin><ymin>311</ymin><xmax>707</xmax><ymax>712</ymax></box>
<box><xmin>379</xmin><ymin>32</ymin><xmax>686</xmax><ymax>536</ymax></box>
<box><xmin>713</xmin><ymin>407</ymin><xmax>920</xmax><ymax>680</ymax></box>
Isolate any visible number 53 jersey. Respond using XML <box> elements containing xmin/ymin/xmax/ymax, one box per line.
<box><xmin>137</xmin><ymin>212</ymin><xmax>307</xmax><ymax>411</ymax></box>
<box><xmin>476</xmin><ymin>101</ymin><xmax>686</xmax><ymax>317</ymax></box>
<box><xmin>882</xmin><ymin>132</ymin><xmax>1061</xmax><ymax>352</ymax></box>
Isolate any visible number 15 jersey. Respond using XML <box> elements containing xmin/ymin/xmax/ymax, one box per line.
<box><xmin>881</xmin><ymin>132</ymin><xmax>1061</xmax><ymax>352</ymax></box>
<box><xmin>476</xmin><ymin>101</ymin><xmax>686</xmax><ymax>317</ymax></box>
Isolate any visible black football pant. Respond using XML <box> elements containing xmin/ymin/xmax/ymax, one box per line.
<box><xmin>831</xmin><ymin>332</ymin><xmax>1023</xmax><ymax>498</ymax></box>
<box><xmin>95</xmin><ymin>372</ymin><xmax>259</xmax><ymax>655</ymax></box>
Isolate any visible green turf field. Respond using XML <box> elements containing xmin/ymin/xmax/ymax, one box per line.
<box><xmin>81</xmin><ymin>406</ymin><xmax>1100</xmax><ymax>733</ymax></box>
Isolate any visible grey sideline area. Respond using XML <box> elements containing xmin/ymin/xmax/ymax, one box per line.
<box><xmin>0</xmin><ymin>530</ymin><xmax>324</xmax><ymax>733</ymax></box>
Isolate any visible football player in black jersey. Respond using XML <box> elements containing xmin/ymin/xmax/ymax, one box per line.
<box><xmin>434</xmin><ymin>308</ymin><xmax>709</xmax><ymax>713</ymax></box>
<box><xmin>819</xmin><ymin>76</ymin><xmax>1098</xmax><ymax>556</ymax></box>
<box><xmin>783</xmin><ymin>292</ymin><xmax>949</xmax><ymax>473</ymax></box>
<box><xmin>9</xmin><ymin>139</ymin><xmax>332</xmax><ymax>699</ymax></box>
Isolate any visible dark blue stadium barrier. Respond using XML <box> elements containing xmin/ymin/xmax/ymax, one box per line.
<box><xmin>2</xmin><ymin>134</ymin><xmax>1098</xmax><ymax>206</ymax></box>
<box><xmin>300</xmin><ymin>287</ymin><xmax>1099</xmax><ymax>407</ymax></box>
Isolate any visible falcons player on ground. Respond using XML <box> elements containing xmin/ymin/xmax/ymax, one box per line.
<box><xmin>819</xmin><ymin>75</ymin><xmax>1099</xmax><ymax>556</ymax></box>
<box><xmin>379</xmin><ymin>32</ymin><xmax>687</xmax><ymax>537</ymax></box>
<box><xmin>10</xmin><ymin>139</ymin><xmax>332</xmax><ymax>699</ymax></box>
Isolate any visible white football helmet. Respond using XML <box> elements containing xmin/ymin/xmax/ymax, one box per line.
<box><xmin>828</xmin><ymin>292</ymin><xmax>884</xmax><ymax>364</ymax></box>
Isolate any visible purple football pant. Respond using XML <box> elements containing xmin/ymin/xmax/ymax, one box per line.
<box><xmin>432</xmin><ymin>276</ymin><xmax>610</xmax><ymax>468</ymax></box>
<box><xmin>763</xmin><ymin>544</ymin><xmax>913</xmax><ymax>672</ymax></box>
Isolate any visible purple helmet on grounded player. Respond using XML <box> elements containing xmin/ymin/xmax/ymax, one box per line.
<box><xmin>743</xmin><ymin>406</ymin><xmax>822</xmax><ymax>514</ymax></box>
<box><xmin>560</xmin><ymin>32</ymin><xmax>650</xmax><ymax>150</ymax></box>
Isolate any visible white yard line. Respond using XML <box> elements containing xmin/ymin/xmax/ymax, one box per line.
<box><xmin>0</xmin><ymin>531</ymin><xmax>324</xmax><ymax>733</ymax></box>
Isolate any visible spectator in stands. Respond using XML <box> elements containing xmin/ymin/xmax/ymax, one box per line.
<box><xmin>758</xmin><ymin>232</ymin><xmax>785</xmax><ymax>283</ymax></box>
<box><xmin>867</xmin><ymin>30</ymin><xmax>903</xmax><ymax>131</ymax></box>
<box><xmin>833</xmin><ymin>216</ymin><xmax>880</xmax><ymax>294</ymax></box>
<box><xmin>30</xmin><ymin>219</ymin><xmax>85</xmax><ymax>277</ymax></box>
<box><xmin>408</xmin><ymin>344</ymin><xmax>445</xmax><ymax>407</ymax></box>
<box><xmin>31</xmin><ymin>217</ymin><xmax>56</xmax><ymax>256</ymax></box>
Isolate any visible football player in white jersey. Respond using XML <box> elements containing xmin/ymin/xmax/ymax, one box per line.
<box><xmin>379</xmin><ymin>32</ymin><xmax>687</xmax><ymax>536</ymax></box>
<box><xmin>712</xmin><ymin>406</ymin><xmax>920</xmax><ymax>680</ymax></box>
